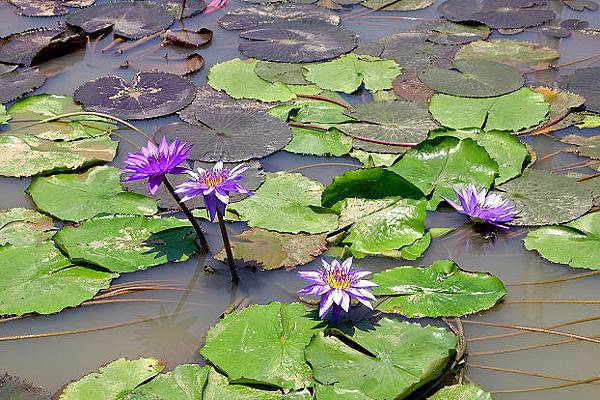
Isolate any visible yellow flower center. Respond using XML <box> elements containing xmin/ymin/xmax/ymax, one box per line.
<box><xmin>202</xmin><ymin>171</ymin><xmax>227</xmax><ymax>187</ymax></box>
<box><xmin>326</xmin><ymin>271</ymin><xmax>351</xmax><ymax>290</ymax></box>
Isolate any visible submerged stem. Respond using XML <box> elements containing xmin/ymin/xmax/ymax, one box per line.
<box><xmin>216</xmin><ymin>207</ymin><xmax>239</xmax><ymax>283</ymax></box>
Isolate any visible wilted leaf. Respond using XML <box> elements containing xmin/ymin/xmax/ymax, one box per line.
<box><xmin>0</xmin><ymin>208</ymin><xmax>55</xmax><ymax>247</ymax></box>
<box><xmin>162</xmin><ymin>28</ymin><xmax>212</xmax><ymax>47</ymax></box>
<box><xmin>0</xmin><ymin>27</ymin><xmax>85</xmax><ymax>66</ymax></box>
<box><xmin>361</xmin><ymin>0</ymin><xmax>433</xmax><ymax>11</ymax></box>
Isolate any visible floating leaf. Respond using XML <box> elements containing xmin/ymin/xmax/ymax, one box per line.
<box><xmin>390</xmin><ymin>136</ymin><xmax>498</xmax><ymax>209</ymax></box>
<box><xmin>577</xmin><ymin>113</ymin><xmax>600</xmax><ymax>129</ymax></box>
<box><xmin>0</xmin><ymin>68</ymin><xmax>46</xmax><ymax>103</ymax></box>
<box><xmin>418</xmin><ymin>20</ymin><xmax>490</xmax><ymax>45</ymax></box>
<box><xmin>126</xmin><ymin>52</ymin><xmax>204</xmax><ymax>76</ymax></box>
<box><xmin>230</xmin><ymin>172</ymin><xmax>339</xmax><ymax>234</ymax></box>
<box><xmin>0</xmin><ymin>135</ymin><xmax>117</xmax><ymax>178</ymax></box>
<box><xmin>125</xmin><ymin>364</ymin><xmax>208</xmax><ymax>400</ymax></box>
<box><xmin>372</xmin><ymin>260</ymin><xmax>506</xmax><ymax>317</ymax></box>
<box><xmin>0</xmin><ymin>373</ymin><xmax>50</xmax><ymax>400</ymax></box>
<box><xmin>438</xmin><ymin>0</ymin><xmax>556</xmax><ymax>29</ymax></box>
<box><xmin>208</xmin><ymin>58</ymin><xmax>297</xmax><ymax>102</ymax></box>
<box><xmin>239</xmin><ymin>22</ymin><xmax>358</xmax><ymax>63</ymax></box>
<box><xmin>202</xmin><ymin>368</ymin><xmax>283</xmax><ymax>400</ymax></box>
<box><xmin>306</xmin><ymin>318</ymin><xmax>457</xmax><ymax>400</ymax></box>
<box><xmin>0</xmin><ymin>104</ymin><xmax>10</xmax><ymax>124</ymax></box>
<box><xmin>498</xmin><ymin>169</ymin><xmax>593</xmax><ymax>226</ymax></box>
<box><xmin>418</xmin><ymin>59</ymin><xmax>523</xmax><ymax>98</ymax></box>
<box><xmin>525</xmin><ymin>87</ymin><xmax>585</xmax><ymax>133</ymax></box>
<box><xmin>524</xmin><ymin>212</ymin><xmax>600</xmax><ymax>270</ymax></box>
<box><xmin>0</xmin><ymin>208</ymin><xmax>55</xmax><ymax>247</ymax></box>
<box><xmin>200</xmin><ymin>302</ymin><xmax>323</xmax><ymax>391</ymax></box>
<box><xmin>0</xmin><ymin>27</ymin><xmax>85</xmax><ymax>66</ymax></box>
<box><xmin>314</xmin><ymin>384</ymin><xmax>372</xmax><ymax>400</ymax></box>
<box><xmin>67</xmin><ymin>2</ymin><xmax>174</xmax><ymax>39</ymax></box>
<box><xmin>256</xmin><ymin>61</ymin><xmax>308</xmax><ymax>85</ymax></box>
<box><xmin>53</xmin><ymin>215</ymin><xmax>196</xmax><ymax>273</ymax></box>
<box><xmin>454</xmin><ymin>39</ymin><xmax>560</xmax><ymax>68</ymax></box>
<box><xmin>392</xmin><ymin>72</ymin><xmax>434</xmax><ymax>104</ymax></box>
<box><xmin>303</xmin><ymin>54</ymin><xmax>401</xmax><ymax>94</ymax></box>
<box><xmin>58</xmin><ymin>358</ymin><xmax>165</xmax><ymax>400</ymax></box>
<box><xmin>219</xmin><ymin>4</ymin><xmax>340</xmax><ymax>30</ymax></box>
<box><xmin>215</xmin><ymin>228</ymin><xmax>327</xmax><ymax>270</ymax></box>
<box><xmin>561</xmin><ymin>134</ymin><xmax>600</xmax><ymax>159</ymax></box>
<box><xmin>0</xmin><ymin>242</ymin><xmax>117</xmax><ymax>316</ymax></box>
<box><xmin>284</xmin><ymin>126</ymin><xmax>352</xmax><ymax>157</ymax></box>
<box><xmin>361</xmin><ymin>0</ymin><xmax>433</xmax><ymax>11</ymax></box>
<box><xmin>429</xmin><ymin>384</ymin><xmax>493</xmax><ymax>400</ymax></box>
<box><xmin>74</xmin><ymin>72</ymin><xmax>196</xmax><ymax>120</ymax></box>
<box><xmin>560</xmin><ymin>67</ymin><xmax>600</xmax><ymax>114</ymax></box>
<box><xmin>163</xmin><ymin>28</ymin><xmax>212</xmax><ymax>47</ymax></box>
<box><xmin>270</xmin><ymin>96</ymin><xmax>351</xmax><ymax>124</ymax></box>
<box><xmin>164</xmin><ymin>0</ymin><xmax>208</xmax><ymax>18</ymax></box>
<box><xmin>27</xmin><ymin>166</ymin><xmax>157</xmax><ymax>222</ymax></box>
<box><xmin>7</xmin><ymin>0</ymin><xmax>95</xmax><ymax>17</ymax></box>
<box><xmin>379</xmin><ymin>32</ymin><xmax>458</xmax><ymax>72</ymax></box>
<box><xmin>7</xmin><ymin>94</ymin><xmax>117</xmax><ymax>141</ymax></box>
<box><xmin>429</xmin><ymin>88</ymin><xmax>549</xmax><ymax>132</ymax></box>
<box><xmin>322</xmin><ymin>167</ymin><xmax>424</xmax><ymax>208</ymax></box>
<box><xmin>349</xmin><ymin>150</ymin><xmax>401</xmax><ymax>167</ymax></box>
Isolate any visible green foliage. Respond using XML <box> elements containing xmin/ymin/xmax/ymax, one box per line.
<box><xmin>428</xmin><ymin>384</ymin><xmax>493</xmax><ymax>400</ymax></box>
<box><xmin>454</xmin><ymin>39</ymin><xmax>560</xmax><ymax>67</ymax></box>
<box><xmin>284</xmin><ymin>127</ymin><xmax>352</xmax><ymax>157</ymax></box>
<box><xmin>125</xmin><ymin>364</ymin><xmax>208</xmax><ymax>400</ymax></box>
<box><xmin>0</xmin><ymin>104</ymin><xmax>10</xmax><ymax>124</ymax></box>
<box><xmin>0</xmin><ymin>208</ymin><xmax>55</xmax><ymax>246</ymax></box>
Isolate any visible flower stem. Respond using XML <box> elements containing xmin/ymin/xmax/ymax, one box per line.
<box><xmin>162</xmin><ymin>177</ymin><xmax>210</xmax><ymax>253</ymax></box>
<box><xmin>216</xmin><ymin>207</ymin><xmax>239</xmax><ymax>283</ymax></box>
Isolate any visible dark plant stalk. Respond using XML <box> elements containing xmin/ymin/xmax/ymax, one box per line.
<box><xmin>163</xmin><ymin>177</ymin><xmax>210</xmax><ymax>253</ymax></box>
<box><xmin>216</xmin><ymin>207</ymin><xmax>239</xmax><ymax>283</ymax></box>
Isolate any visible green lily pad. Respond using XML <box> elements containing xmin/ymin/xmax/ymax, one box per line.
<box><xmin>454</xmin><ymin>39</ymin><xmax>560</xmax><ymax>68</ymax></box>
<box><xmin>360</xmin><ymin>0</ymin><xmax>433</xmax><ymax>11</ymax></box>
<box><xmin>418</xmin><ymin>60</ymin><xmax>524</xmax><ymax>98</ymax></box>
<box><xmin>202</xmin><ymin>368</ymin><xmax>283</xmax><ymax>400</ymax></box>
<box><xmin>200</xmin><ymin>302</ymin><xmax>323</xmax><ymax>391</ymax></box>
<box><xmin>315</xmin><ymin>384</ymin><xmax>373</xmax><ymax>400</ymax></box>
<box><xmin>429</xmin><ymin>129</ymin><xmax>530</xmax><ymax>184</ymax></box>
<box><xmin>429</xmin><ymin>88</ymin><xmax>549</xmax><ymax>132</ymax></box>
<box><xmin>428</xmin><ymin>384</ymin><xmax>492</xmax><ymax>400</ymax></box>
<box><xmin>0</xmin><ymin>208</ymin><xmax>55</xmax><ymax>246</ymax></box>
<box><xmin>284</xmin><ymin>126</ymin><xmax>352</xmax><ymax>156</ymax></box>
<box><xmin>7</xmin><ymin>94</ymin><xmax>117</xmax><ymax>141</ymax></box>
<box><xmin>0</xmin><ymin>104</ymin><xmax>10</xmax><ymax>124</ymax></box>
<box><xmin>27</xmin><ymin>166</ymin><xmax>157</xmax><ymax>222</ymax></box>
<box><xmin>303</xmin><ymin>54</ymin><xmax>401</xmax><ymax>94</ymax></box>
<box><xmin>523</xmin><ymin>212</ymin><xmax>600</xmax><ymax>270</ymax></box>
<box><xmin>215</xmin><ymin>228</ymin><xmax>327</xmax><ymax>270</ymax></box>
<box><xmin>53</xmin><ymin>215</ymin><xmax>196</xmax><ymax>273</ymax></box>
<box><xmin>372</xmin><ymin>260</ymin><xmax>506</xmax><ymax>317</ymax></box>
<box><xmin>256</xmin><ymin>61</ymin><xmax>308</xmax><ymax>85</ymax></box>
<box><xmin>208</xmin><ymin>58</ymin><xmax>297</xmax><ymax>102</ymax></box>
<box><xmin>498</xmin><ymin>169</ymin><xmax>593</xmax><ymax>226</ymax></box>
<box><xmin>0</xmin><ymin>135</ymin><xmax>117</xmax><ymax>178</ymax></box>
<box><xmin>322</xmin><ymin>167</ymin><xmax>424</xmax><ymax>208</ymax></box>
<box><xmin>125</xmin><ymin>364</ymin><xmax>208</xmax><ymax>400</ymax></box>
<box><xmin>306</xmin><ymin>318</ymin><xmax>457</xmax><ymax>400</ymax></box>
<box><xmin>577</xmin><ymin>113</ymin><xmax>600</xmax><ymax>129</ymax></box>
<box><xmin>417</xmin><ymin>21</ymin><xmax>490</xmax><ymax>45</ymax></box>
<box><xmin>230</xmin><ymin>172</ymin><xmax>339</xmax><ymax>234</ymax></box>
<box><xmin>58</xmin><ymin>358</ymin><xmax>165</xmax><ymax>400</ymax></box>
<box><xmin>349</xmin><ymin>150</ymin><xmax>402</xmax><ymax>167</ymax></box>
<box><xmin>389</xmin><ymin>136</ymin><xmax>498</xmax><ymax>209</ymax></box>
<box><xmin>561</xmin><ymin>134</ymin><xmax>600</xmax><ymax>159</ymax></box>
<box><xmin>269</xmin><ymin>98</ymin><xmax>352</xmax><ymax>125</ymax></box>
<box><xmin>0</xmin><ymin>242</ymin><xmax>118</xmax><ymax>316</ymax></box>
<box><xmin>344</xmin><ymin>197</ymin><xmax>426</xmax><ymax>256</ymax></box>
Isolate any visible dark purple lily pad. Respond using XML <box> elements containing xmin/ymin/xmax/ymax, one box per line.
<box><xmin>563</xmin><ymin>0</ymin><xmax>599</xmax><ymax>10</ymax></box>
<box><xmin>165</xmin><ymin>108</ymin><xmax>292</xmax><ymax>162</ymax></box>
<box><xmin>66</xmin><ymin>1</ymin><xmax>174</xmax><ymax>40</ymax></box>
<box><xmin>239</xmin><ymin>22</ymin><xmax>358</xmax><ymax>63</ymax></box>
<box><xmin>438</xmin><ymin>0</ymin><xmax>557</xmax><ymax>29</ymax></box>
<box><xmin>0</xmin><ymin>68</ymin><xmax>47</xmax><ymax>103</ymax></box>
<box><xmin>379</xmin><ymin>31</ymin><xmax>457</xmax><ymax>72</ymax></box>
<box><xmin>560</xmin><ymin>67</ymin><xmax>600</xmax><ymax>114</ymax></box>
<box><xmin>73</xmin><ymin>72</ymin><xmax>196</xmax><ymax>120</ymax></box>
<box><xmin>392</xmin><ymin>72</ymin><xmax>434</xmax><ymax>104</ymax></box>
<box><xmin>164</xmin><ymin>0</ymin><xmax>208</xmax><ymax>18</ymax></box>
<box><xmin>0</xmin><ymin>27</ymin><xmax>85</xmax><ymax>66</ymax></box>
<box><xmin>8</xmin><ymin>0</ymin><xmax>94</xmax><ymax>17</ymax></box>
<box><xmin>0</xmin><ymin>373</ymin><xmax>50</xmax><ymax>400</ymax></box>
<box><xmin>124</xmin><ymin>53</ymin><xmax>204</xmax><ymax>76</ymax></box>
<box><xmin>219</xmin><ymin>4</ymin><xmax>340</xmax><ymax>30</ymax></box>
<box><xmin>561</xmin><ymin>19</ymin><xmax>590</xmax><ymax>30</ymax></box>
<box><xmin>162</xmin><ymin>28</ymin><xmax>212</xmax><ymax>47</ymax></box>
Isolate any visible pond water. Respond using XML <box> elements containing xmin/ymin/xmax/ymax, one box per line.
<box><xmin>1</xmin><ymin>0</ymin><xmax>600</xmax><ymax>399</ymax></box>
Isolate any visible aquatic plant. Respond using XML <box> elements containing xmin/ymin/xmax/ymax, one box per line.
<box><xmin>442</xmin><ymin>184</ymin><xmax>519</xmax><ymax>228</ymax></box>
<box><xmin>298</xmin><ymin>257</ymin><xmax>377</xmax><ymax>321</ymax></box>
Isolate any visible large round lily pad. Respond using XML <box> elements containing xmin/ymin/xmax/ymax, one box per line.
<box><xmin>0</xmin><ymin>242</ymin><xmax>118</xmax><ymax>316</ymax></box>
<box><xmin>239</xmin><ymin>22</ymin><xmax>358</xmax><ymax>63</ymax></box>
<box><xmin>8</xmin><ymin>0</ymin><xmax>95</xmax><ymax>16</ymax></box>
<box><xmin>560</xmin><ymin>67</ymin><xmax>600</xmax><ymax>114</ymax></box>
<box><xmin>200</xmin><ymin>302</ymin><xmax>323</xmax><ymax>391</ymax></box>
<box><xmin>379</xmin><ymin>31</ymin><xmax>458</xmax><ymax>72</ymax></box>
<box><xmin>165</xmin><ymin>109</ymin><xmax>291</xmax><ymax>162</ymax></box>
<box><xmin>523</xmin><ymin>212</ymin><xmax>600</xmax><ymax>270</ymax></box>
<box><xmin>73</xmin><ymin>72</ymin><xmax>196</xmax><ymax>120</ymax></box>
<box><xmin>498</xmin><ymin>169</ymin><xmax>593</xmax><ymax>226</ymax></box>
<box><xmin>438</xmin><ymin>0</ymin><xmax>556</xmax><ymax>29</ymax></box>
<box><xmin>0</xmin><ymin>208</ymin><xmax>55</xmax><ymax>247</ymax></box>
<box><xmin>66</xmin><ymin>1</ymin><xmax>174</xmax><ymax>39</ymax></box>
<box><xmin>0</xmin><ymin>68</ymin><xmax>46</xmax><ymax>103</ymax></box>
<box><xmin>418</xmin><ymin>59</ymin><xmax>524</xmax><ymax>98</ymax></box>
<box><xmin>0</xmin><ymin>27</ymin><xmax>85</xmax><ymax>66</ymax></box>
<box><xmin>219</xmin><ymin>4</ymin><xmax>340</xmax><ymax>30</ymax></box>
<box><xmin>372</xmin><ymin>260</ymin><xmax>507</xmax><ymax>317</ymax></box>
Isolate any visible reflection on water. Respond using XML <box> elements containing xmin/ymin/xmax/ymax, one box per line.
<box><xmin>1</xmin><ymin>0</ymin><xmax>600</xmax><ymax>398</ymax></box>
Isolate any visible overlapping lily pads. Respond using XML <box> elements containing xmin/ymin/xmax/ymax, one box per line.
<box><xmin>524</xmin><ymin>211</ymin><xmax>600</xmax><ymax>269</ymax></box>
<box><xmin>372</xmin><ymin>260</ymin><xmax>507</xmax><ymax>317</ymax></box>
<box><xmin>162</xmin><ymin>28</ymin><xmax>212</xmax><ymax>47</ymax></box>
<box><xmin>219</xmin><ymin>4</ymin><xmax>340</xmax><ymax>30</ymax></box>
<box><xmin>53</xmin><ymin>215</ymin><xmax>196</xmax><ymax>272</ymax></box>
<box><xmin>561</xmin><ymin>134</ymin><xmax>600</xmax><ymax>159</ymax></box>
<box><xmin>74</xmin><ymin>72</ymin><xmax>196</xmax><ymax>120</ymax></box>
<box><xmin>361</xmin><ymin>0</ymin><xmax>434</xmax><ymax>11</ymax></box>
<box><xmin>560</xmin><ymin>67</ymin><xmax>600</xmax><ymax>114</ymax></box>
<box><xmin>239</xmin><ymin>22</ymin><xmax>358</xmax><ymax>63</ymax></box>
<box><xmin>498</xmin><ymin>169</ymin><xmax>593</xmax><ymax>226</ymax></box>
<box><xmin>285</xmin><ymin>126</ymin><xmax>352</xmax><ymax>156</ymax></box>
<box><xmin>379</xmin><ymin>32</ymin><xmax>458</xmax><ymax>72</ymax></box>
<box><xmin>0</xmin><ymin>68</ymin><xmax>46</xmax><ymax>103</ymax></box>
<box><xmin>418</xmin><ymin>20</ymin><xmax>490</xmax><ymax>45</ymax></box>
<box><xmin>0</xmin><ymin>208</ymin><xmax>55</xmax><ymax>247</ymax></box>
<box><xmin>429</xmin><ymin>384</ymin><xmax>493</xmax><ymax>400</ymax></box>
<box><xmin>454</xmin><ymin>39</ymin><xmax>560</xmax><ymax>68</ymax></box>
<box><xmin>8</xmin><ymin>0</ymin><xmax>95</xmax><ymax>17</ymax></box>
<box><xmin>0</xmin><ymin>27</ymin><xmax>85</xmax><ymax>66</ymax></box>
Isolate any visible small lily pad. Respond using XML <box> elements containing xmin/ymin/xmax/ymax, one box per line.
<box><xmin>163</xmin><ymin>28</ymin><xmax>212</xmax><ymax>47</ymax></box>
<box><xmin>74</xmin><ymin>72</ymin><xmax>196</xmax><ymax>120</ymax></box>
<box><xmin>418</xmin><ymin>20</ymin><xmax>490</xmax><ymax>45</ymax></box>
<box><xmin>219</xmin><ymin>4</ymin><xmax>340</xmax><ymax>30</ymax></box>
<box><xmin>0</xmin><ymin>208</ymin><xmax>55</xmax><ymax>247</ymax></box>
<box><xmin>454</xmin><ymin>39</ymin><xmax>560</xmax><ymax>68</ymax></box>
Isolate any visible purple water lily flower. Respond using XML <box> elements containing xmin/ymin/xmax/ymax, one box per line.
<box><xmin>175</xmin><ymin>161</ymin><xmax>251</xmax><ymax>222</ymax></box>
<box><xmin>442</xmin><ymin>185</ymin><xmax>519</xmax><ymax>229</ymax></box>
<box><xmin>298</xmin><ymin>257</ymin><xmax>377</xmax><ymax>322</ymax></box>
<box><xmin>121</xmin><ymin>136</ymin><xmax>192</xmax><ymax>195</ymax></box>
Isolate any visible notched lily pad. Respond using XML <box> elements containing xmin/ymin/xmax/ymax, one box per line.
<box><xmin>67</xmin><ymin>1</ymin><xmax>175</xmax><ymax>39</ymax></box>
<box><xmin>74</xmin><ymin>72</ymin><xmax>196</xmax><ymax>120</ymax></box>
<box><xmin>0</xmin><ymin>27</ymin><xmax>85</xmax><ymax>66</ymax></box>
<box><xmin>219</xmin><ymin>4</ymin><xmax>340</xmax><ymax>30</ymax></box>
<box><xmin>8</xmin><ymin>0</ymin><xmax>95</xmax><ymax>17</ymax></box>
<box><xmin>0</xmin><ymin>68</ymin><xmax>46</xmax><ymax>103</ymax></box>
<box><xmin>239</xmin><ymin>22</ymin><xmax>358</xmax><ymax>63</ymax></box>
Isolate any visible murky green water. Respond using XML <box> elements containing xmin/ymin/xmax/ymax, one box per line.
<box><xmin>1</xmin><ymin>1</ymin><xmax>600</xmax><ymax>398</ymax></box>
